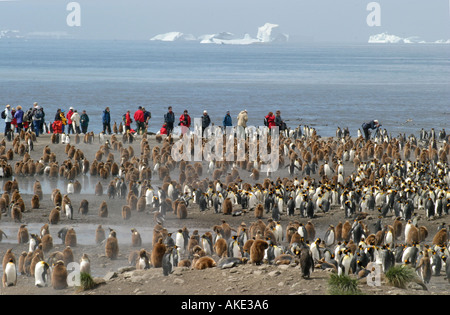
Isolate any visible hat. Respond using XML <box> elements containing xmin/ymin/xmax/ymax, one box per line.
<box><xmin>70</xmin><ymin>107</ymin><xmax>74</xmax><ymax>110</ymax></box>
<box><xmin>33</xmin><ymin>102</ymin><xmax>38</xmax><ymax>106</ymax></box>
<box><xmin>6</xmin><ymin>104</ymin><xmax>10</xmax><ymax>108</ymax></box>
<box><xmin>203</xmin><ymin>110</ymin><xmax>207</xmax><ymax>114</ymax></box>
<box><xmin>374</xmin><ymin>120</ymin><xmax>379</xmax><ymax>124</ymax></box>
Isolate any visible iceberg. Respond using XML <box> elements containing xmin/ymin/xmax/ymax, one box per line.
<box><xmin>200</xmin><ymin>33</ymin><xmax>259</xmax><ymax>45</ymax></box>
<box><xmin>151</xmin><ymin>23</ymin><xmax>289</xmax><ymax>45</ymax></box>
<box><xmin>368</xmin><ymin>32</ymin><xmax>428</xmax><ymax>44</ymax></box>
<box><xmin>434</xmin><ymin>39</ymin><xmax>450</xmax><ymax>44</ymax></box>
<box><xmin>0</xmin><ymin>29</ymin><xmax>23</xmax><ymax>39</ymax></box>
<box><xmin>368</xmin><ymin>33</ymin><xmax>404</xmax><ymax>43</ymax></box>
<box><xmin>150</xmin><ymin>32</ymin><xmax>196</xmax><ymax>42</ymax></box>
<box><xmin>256</xmin><ymin>23</ymin><xmax>289</xmax><ymax>43</ymax></box>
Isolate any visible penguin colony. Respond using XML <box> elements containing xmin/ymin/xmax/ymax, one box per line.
<box><xmin>0</xmin><ymin>126</ymin><xmax>450</xmax><ymax>290</ymax></box>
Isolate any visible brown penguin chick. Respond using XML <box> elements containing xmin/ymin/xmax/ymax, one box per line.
<box><xmin>33</xmin><ymin>181</ymin><xmax>43</xmax><ymax>200</ymax></box>
<box><xmin>341</xmin><ymin>221</ymin><xmax>352</xmax><ymax>242</ymax></box>
<box><xmin>0</xmin><ymin>229</ymin><xmax>6</xmax><ymax>242</ymax></box>
<box><xmin>51</xmin><ymin>260</ymin><xmax>68</xmax><ymax>290</ymax></box>
<box><xmin>136</xmin><ymin>249</ymin><xmax>150</xmax><ymax>270</ymax></box>
<box><xmin>122</xmin><ymin>205</ymin><xmax>131</xmax><ymax>220</ymax></box>
<box><xmin>178</xmin><ymin>259</ymin><xmax>191</xmax><ymax>268</ymax></box>
<box><xmin>64</xmin><ymin>228</ymin><xmax>77</xmax><ymax>247</ymax></box>
<box><xmin>98</xmin><ymin>201</ymin><xmax>108</xmax><ymax>218</ymax></box>
<box><xmin>47</xmin><ymin>251</ymin><xmax>64</xmax><ymax>266</ymax></box>
<box><xmin>250</xmin><ymin>239</ymin><xmax>269</xmax><ymax>265</ymax></box>
<box><xmin>62</xmin><ymin>246</ymin><xmax>74</xmax><ymax>266</ymax></box>
<box><xmin>393</xmin><ymin>217</ymin><xmax>403</xmax><ymax>240</ymax></box>
<box><xmin>2</xmin><ymin>249</ymin><xmax>16</xmax><ymax>272</ymax></box>
<box><xmin>305</xmin><ymin>221</ymin><xmax>316</xmax><ymax>242</ymax></box>
<box><xmin>0</xmin><ymin>197</ymin><xmax>7</xmax><ymax>214</ymax></box>
<box><xmin>222</xmin><ymin>197</ymin><xmax>232</xmax><ymax>215</ymax></box>
<box><xmin>335</xmin><ymin>221</ymin><xmax>343</xmax><ymax>242</ymax></box>
<box><xmin>79</xmin><ymin>199</ymin><xmax>89</xmax><ymax>215</ymax></box>
<box><xmin>52</xmin><ymin>190</ymin><xmax>62</xmax><ymax>207</ymax></box>
<box><xmin>192</xmin><ymin>245</ymin><xmax>206</xmax><ymax>257</ymax></box>
<box><xmin>194</xmin><ymin>256</ymin><xmax>217</xmax><ymax>270</ymax></box>
<box><xmin>95</xmin><ymin>182</ymin><xmax>103</xmax><ymax>196</ymax></box>
<box><xmin>41</xmin><ymin>234</ymin><xmax>54</xmax><ymax>253</ymax></box>
<box><xmin>39</xmin><ymin>226</ymin><xmax>50</xmax><ymax>242</ymax></box>
<box><xmin>151</xmin><ymin>238</ymin><xmax>166</xmax><ymax>268</ymax></box>
<box><xmin>49</xmin><ymin>207</ymin><xmax>61</xmax><ymax>225</ymax></box>
<box><xmin>18</xmin><ymin>251</ymin><xmax>27</xmax><ymax>275</ymax></box>
<box><xmin>17</xmin><ymin>224</ymin><xmax>29</xmax><ymax>244</ymax></box>
<box><xmin>95</xmin><ymin>225</ymin><xmax>106</xmax><ymax>244</ymax></box>
<box><xmin>406</xmin><ymin>224</ymin><xmax>419</xmax><ymax>246</ymax></box>
<box><xmin>73</xmin><ymin>180</ymin><xmax>82</xmax><ymax>194</ymax></box>
<box><xmin>105</xmin><ymin>230</ymin><xmax>119</xmax><ymax>260</ymax></box>
<box><xmin>432</xmin><ymin>228</ymin><xmax>448</xmax><ymax>247</ymax></box>
<box><xmin>23</xmin><ymin>252</ymin><xmax>33</xmax><ymax>276</ymax></box>
<box><xmin>214</xmin><ymin>238</ymin><xmax>228</xmax><ymax>258</ymax></box>
<box><xmin>11</xmin><ymin>204</ymin><xmax>22</xmax><ymax>223</ymax></box>
<box><xmin>220</xmin><ymin>220</ymin><xmax>234</xmax><ymax>240</ymax></box>
<box><xmin>177</xmin><ymin>201</ymin><xmax>188</xmax><ymax>219</ymax></box>
<box><xmin>187</xmin><ymin>235</ymin><xmax>199</xmax><ymax>257</ymax></box>
<box><xmin>136</xmin><ymin>196</ymin><xmax>146</xmax><ymax>212</ymax></box>
<box><xmin>131</xmin><ymin>228</ymin><xmax>142</xmax><ymax>247</ymax></box>
<box><xmin>30</xmin><ymin>252</ymin><xmax>41</xmax><ymax>277</ymax></box>
<box><xmin>31</xmin><ymin>194</ymin><xmax>40</xmax><ymax>209</ymax></box>
<box><xmin>289</xmin><ymin>232</ymin><xmax>302</xmax><ymax>246</ymax></box>
<box><xmin>418</xmin><ymin>226</ymin><xmax>428</xmax><ymax>243</ymax></box>
<box><xmin>254</xmin><ymin>203</ymin><xmax>264</xmax><ymax>219</ymax></box>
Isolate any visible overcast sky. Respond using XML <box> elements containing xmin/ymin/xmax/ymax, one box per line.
<box><xmin>0</xmin><ymin>0</ymin><xmax>449</xmax><ymax>42</ymax></box>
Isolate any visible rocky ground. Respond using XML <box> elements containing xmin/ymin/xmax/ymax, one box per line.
<box><xmin>0</xmin><ymin>133</ymin><xmax>449</xmax><ymax>297</ymax></box>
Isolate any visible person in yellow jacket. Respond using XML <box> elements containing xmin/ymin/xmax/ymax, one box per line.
<box><xmin>60</xmin><ymin>110</ymin><xmax>67</xmax><ymax>133</ymax></box>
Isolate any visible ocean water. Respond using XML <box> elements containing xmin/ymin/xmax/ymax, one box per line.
<box><xmin>0</xmin><ymin>39</ymin><xmax>449</xmax><ymax>137</ymax></box>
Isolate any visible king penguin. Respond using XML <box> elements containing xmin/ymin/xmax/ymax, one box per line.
<box><xmin>34</xmin><ymin>261</ymin><xmax>50</xmax><ymax>287</ymax></box>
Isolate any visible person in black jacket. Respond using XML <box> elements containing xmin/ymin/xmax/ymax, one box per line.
<box><xmin>201</xmin><ymin>110</ymin><xmax>211</xmax><ymax>136</ymax></box>
<box><xmin>362</xmin><ymin>120</ymin><xmax>380</xmax><ymax>141</ymax></box>
<box><xmin>102</xmin><ymin>107</ymin><xmax>111</xmax><ymax>134</ymax></box>
<box><xmin>164</xmin><ymin>106</ymin><xmax>175</xmax><ymax>135</ymax></box>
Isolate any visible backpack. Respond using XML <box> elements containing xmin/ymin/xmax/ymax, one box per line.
<box><xmin>34</xmin><ymin>108</ymin><xmax>43</xmax><ymax>119</ymax></box>
<box><xmin>24</xmin><ymin>109</ymin><xmax>32</xmax><ymax>121</ymax></box>
<box><xmin>1</xmin><ymin>110</ymin><xmax>5</xmax><ymax>119</ymax></box>
<box><xmin>264</xmin><ymin>118</ymin><xmax>268</xmax><ymax>127</ymax></box>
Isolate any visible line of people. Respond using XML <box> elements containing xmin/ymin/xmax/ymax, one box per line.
<box><xmin>159</xmin><ymin>107</ymin><xmax>286</xmax><ymax>136</ymax></box>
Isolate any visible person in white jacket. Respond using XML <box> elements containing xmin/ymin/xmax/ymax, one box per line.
<box><xmin>71</xmin><ymin>110</ymin><xmax>81</xmax><ymax>134</ymax></box>
<box><xmin>3</xmin><ymin>104</ymin><xmax>13</xmax><ymax>137</ymax></box>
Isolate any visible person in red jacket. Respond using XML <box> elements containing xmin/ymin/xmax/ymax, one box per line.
<box><xmin>160</xmin><ymin>123</ymin><xmax>168</xmax><ymax>135</ymax></box>
<box><xmin>66</xmin><ymin>107</ymin><xmax>74</xmax><ymax>134</ymax></box>
<box><xmin>133</xmin><ymin>106</ymin><xmax>145</xmax><ymax>135</ymax></box>
<box><xmin>265</xmin><ymin>112</ymin><xmax>276</xmax><ymax>129</ymax></box>
<box><xmin>179</xmin><ymin>109</ymin><xmax>191</xmax><ymax>134</ymax></box>
<box><xmin>124</xmin><ymin>110</ymin><xmax>132</xmax><ymax>132</ymax></box>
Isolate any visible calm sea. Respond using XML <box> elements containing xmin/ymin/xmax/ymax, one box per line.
<box><xmin>0</xmin><ymin>39</ymin><xmax>449</xmax><ymax>137</ymax></box>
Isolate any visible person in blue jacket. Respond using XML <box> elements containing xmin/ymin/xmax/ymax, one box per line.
<box><xmin>102</xmin><ymin>107</ymin><xmax>111</xmax><ymax>134</ymax></box>
<box><xmin>362</xmin><ymin>120</ymin><xmax>380</xmax><ymax>141</ymax></box>
<box><xmin>223</xmin><ymin>111</ymin><xmax>232</xmax><ymax>128</ymax></box>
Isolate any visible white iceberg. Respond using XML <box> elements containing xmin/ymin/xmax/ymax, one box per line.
<box><xmin>368</xmin><ymin>32</ymin><xmax>429</xmax><ymax>44</ymax></box>
<box><xmin>0</xmin><ymin>29</ymin><xmax>23</xmax><ymax>39</ymax></box>
<box><xmin>434</xmin><ymin>39</ymin><xmax>450</xmax><ymax>44</ymax></box>
<box><xmin>368</xmin><ymin>32</ymin><xmax>405</xmax><ymax>43</ymax></box>
<box><xmin>150</xmin><ymin>32</ymin><xmax>196</xmax><ymax>42</ymax></box>
<box><xmin>151</xmin><ymin>23</ymin><xmax>289</xmax><ymax>45</ymax></box>
<box><xmin>256</xmin><ymin>23</ymin><xmax>289</xmax><ymax>43</ymax></box>
<box><xmin>200</xmin><ymin>33</ymin><xmax>259</xmax><ymax>45</ymax></box>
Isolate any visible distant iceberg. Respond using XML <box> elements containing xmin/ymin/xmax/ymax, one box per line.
<box><xmin>150</xmin><ymin>23</ymin><xmax>289</xmax><ymax>45</ymax></box>
<box><xmin>200</xmin><ymin>33</ymin><xmax>259</xmax><ymax>45</ymax></box>
<box><xmin>0</xmin><ymin>30</ymin><xmax>23</xmax><ymax>39</ymax></box>
<box><xmin>368</xmin><ymin>32</ymin><xmax>446</xmax><ymax>44</ymax></box>
<box><xmin>368</xmin><ymin>33</ymin><xmax>405</xmax><ymax>43</ymax></box>
<box><xmin>150</xmin><ymin>32</ymin><xmax>196</xmax><ymax>42</ymax></box>
<box><xmin>434</xmin><ymin>39</ymin><xmax>450</xmax><ymax>44</ymax></box>
<box><xmin>256</xmin><ymin>23</ymin><xmax>289</xmax><ymax>43</ymax></box>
